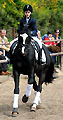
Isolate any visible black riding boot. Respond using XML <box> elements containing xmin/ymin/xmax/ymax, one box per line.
<box><xmin>38</xmin><ymin>48</ymin><xmax>42</xmax><ymax>64</ymax></box>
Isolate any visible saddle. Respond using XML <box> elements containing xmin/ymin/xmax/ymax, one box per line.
<box><xmin>31</xmin><ymin>39</ymin><xmax>40</xmax><ymax>53</ymax></box>
<box><xmin>10</xmin><ymin>36</ymin><xmax>47</xmax><ymax>64</ymax></box>
<box><xmin>31</xmin><ymin>39</ymin><xmax>46</xmax><ymax>63</ymax></box>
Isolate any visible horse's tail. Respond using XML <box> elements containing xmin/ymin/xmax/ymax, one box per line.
<box><xmin>45</xmin><ymin>62</ymin><xmax>54</xmax><ymax>84</ymax></box>
<box><xmin>42</xmin><ymin>44</ymin><xmax>55</xmax><ymax>84</ymax></box>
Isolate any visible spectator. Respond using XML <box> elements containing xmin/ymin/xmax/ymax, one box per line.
<box><xmin>44</xmin><ymin>31</ymin><xmax>55</xmax><ymax>47</ymax></box>
<box><xmin>0</xmin><ymin>29</ymin><xmax>11</xmax><ymax>75</ymax></box>
<box><xmin>37</xmin><ymin>30</ymin><xmax>42</xmax><ymax>40</ymax></box>
<box><xmin>0</xmin><ymin>29</ymin><xmax>10</xmax><ymax>56</ymax></box>
<box><xmin>43</xmin><ymin>30</ymin><xmax>61</xmax><ymax>66</ymax></box>
<box><xmin>43</xmin><ymin>31</ymin><xmax>56</xmax><ymax>63</ymax></box>
<box><xmin>53</xmin><ymin>28</ymin><xmax>61</xmax><ymax>48</ymax></box>
<box><xmin>0</xmin><ymin>49</ymin><xmax>10</xmax><ymax>75</ymax></box>
<box><xmin>52</xmin><ymin>29</ymin><xmax>61</xmax><ymax>66</ymax></box>
<box><xmin>44</xmin><ymin>31</ymin><xmax>60</xmax><ymax>53</ymax></box>
<box><xmin>42</xmin><ymin>34</ymin><xmax>48</xmax><ymax>40</ymax></box>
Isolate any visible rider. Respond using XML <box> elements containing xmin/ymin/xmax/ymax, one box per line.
<box><xmin>17</xmin><ymin>4</ymin><xmax>42</xmax><ymax>64</ymax></box>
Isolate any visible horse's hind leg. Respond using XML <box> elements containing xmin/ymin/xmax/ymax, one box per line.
<box><xmin>31</xmin><ymin>72</ymin><xmax>46</xmax><ymax>112</ymax></box>
<box><xmin>12</xmin><ymin>69</ymin><xmax>20</xmax><ymax>117</ymax></box>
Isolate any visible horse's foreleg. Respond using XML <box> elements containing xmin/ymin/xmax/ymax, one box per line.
<box><xmin>26</xmin><ymin>84</ymin><xmax>33</xmax><ymax>97</ymax></box>
<box><xmin>26</xmin><ymin>67</ymin><xmax>35</xmax><ymax>96</ymax></box>
<box><xmin>22</xmin><ymin>84</ymin><xmax>33</xmax><ymax>103</ymax></box>
<box><xmin>12</xmin><ymin>69</ymin><xmax>20</xmax><ymax>117</ymax></box>
<box><xmin>22</xmin><ymin>67</ymin><xmax>34</xmax><ymax>103</ymax></box>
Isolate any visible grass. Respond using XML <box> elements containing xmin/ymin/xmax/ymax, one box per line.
<box><xmin>9</xmin><ymin>64</ymin><xmax>13</xmax><ymax>72</ymax></box>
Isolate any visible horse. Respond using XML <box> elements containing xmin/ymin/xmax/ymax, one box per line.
<box><xmin>9</xmin><ymin>32</ymin><xmax>54</xmax><ymax>117</ymax></box>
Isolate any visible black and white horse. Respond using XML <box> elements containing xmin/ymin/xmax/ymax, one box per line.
<box><xmin>10</xmin><ymin>33</ymin><xmax>54</xmax><ymax>116</ymax></box>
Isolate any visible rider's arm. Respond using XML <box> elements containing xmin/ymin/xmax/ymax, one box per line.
<box><xmin>31</xmin><ymin>18</ymin><xmax>37</xmax><ymax>36</ymax></box>
<box><xmin>17</xmin><ymin>19</ymin><xmax>23</xmax><ymax>34</ymax></box>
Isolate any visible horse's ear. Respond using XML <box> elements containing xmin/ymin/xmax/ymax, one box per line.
<box><xmin>18</xmin><ymin>35</ymin><xmax>23</xmax><ymax>43</ymax></box>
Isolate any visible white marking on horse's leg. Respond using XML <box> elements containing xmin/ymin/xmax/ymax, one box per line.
<box><xmin>33</xmin><ymin>92</ymin><xmax>40</xmax><ymax>106</ymax></box>
<box><xmin>38</xmin><ymin>96</ymin><xmax>41</xmax><ymax>104</ymax></box>
<box><xmin>34</xmin><ymin>91</ymin><xmax>41</xmax><ymax>104</ymax></box>
<box><xmin>13</xmin><ymin>94</ymin><xmax>19</xmax><ymax>108</ymax></box>
<box><xmin>26</xmin><ymin>84</ymin><xmax>33</xmax><ymax>97</ymax></box>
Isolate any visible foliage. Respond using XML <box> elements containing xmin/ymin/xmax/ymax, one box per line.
<box><xmin>0</xmin><ymin>0</ymin><xmax>63</xmax><ymax>38</ymax></box>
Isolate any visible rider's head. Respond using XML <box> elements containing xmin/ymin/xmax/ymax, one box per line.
<box><xmin>23</xmin><ymin>5</ymin><xmax>33</xmax><ymax>18</ymax></box>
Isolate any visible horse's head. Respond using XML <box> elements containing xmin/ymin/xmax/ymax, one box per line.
<box><xmin>18</xmin><ymin>33</ymin><xmax>31</xmax><ymax>56</ymax></box>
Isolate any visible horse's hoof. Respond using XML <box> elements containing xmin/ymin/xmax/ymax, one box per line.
<box><xmin>30</xmin><ymin>105</ymin><xmax>36</xmax><ymax>112</ymax></box>
<box><xmin>12</xmin><ymin>108</ymin><xmax>19</xmax><ymax>117</ymax></box>
<box><xmin>22</xmin><ymin>94</ymin><xmax>29</xmax><ymax>103</ymax></box>
<box><xmin>12</xmin><ymin>111</ymin><xmax>19</xmax><ymax>117</ymax></box>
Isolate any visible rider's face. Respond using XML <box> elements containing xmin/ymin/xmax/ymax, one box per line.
<box><xmin>25</xmin><ymin>10</ymin><xmax>31</xmax><ymax>18</ymax></box>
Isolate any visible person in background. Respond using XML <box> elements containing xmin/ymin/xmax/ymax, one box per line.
<box><xmin>44</xmin><ymin>30</ymin><xmax>60</xmax><ymax>53</ymax></box>
<box><xmin>0</xmin><ymin>49</ymin><xmax>9</xmax><ymax>75</ymax></box>
<box><xmin>37</xmin><ymin>30</ymin><xmax>42</xmax><ymax>40</ymax></box>
<box><xmin>53</xmin><ymin>29</ymin><xmax>61</xmax><ymax>48</ymax></box>
<box><xmin>0</xmin><ymin>29</ymin><xmax>10</xmax><ymax>56</ymax></box>
<box><xmin>52</xmin><ymin>29</ymin><xmax>61</xmax><ymax>66</ymax></box>
<box><xmin>44</xmin><ymin>31</ymin><xmax>55</xmax><ymax>47</ymax></box>
<box><xmin>42</xmin><ymin>34</ymin><xmax>48</xmax><ymax>40</ymax></box>
<box><xmin>0</xmin><ymin>29</ymin><xmax>11</xmax><ymax>75</ymax></box>
<box><xmin>43</xmin><ymin>31</ymin><xmax>57</xmax><ymax>63</ymax></box>
<box><xmin>44</xmin><ymin>30</ymin><xmax>61</xmax><ymax>67</ymax></box>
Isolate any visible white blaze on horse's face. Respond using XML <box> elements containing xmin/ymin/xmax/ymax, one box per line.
<box><xmin>20</xmin><ymin>33</ymin><xmax>28</xmax><ymax>54</ymax></box>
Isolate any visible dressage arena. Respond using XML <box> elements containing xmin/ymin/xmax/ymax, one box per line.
<box><xmin>0</xmin><ymin>69</ymin><xmax>63</xmax><ymax>120</ymax></box>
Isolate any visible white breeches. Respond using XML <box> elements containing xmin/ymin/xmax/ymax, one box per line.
<box><xmin>32</xmin><ymin>37</ymin><xmax>42</xmax><ymax>48</ymax></box>
<box><xmin>35</xmin><ymin>49</ymin><xmax>46</xmax><ymax>62</ymax></box>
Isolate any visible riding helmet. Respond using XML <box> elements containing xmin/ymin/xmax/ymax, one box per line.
<box><xmin>23</xmin><ymin>5</ymin><xmax>33</xmax><ymax>13</ymax></box>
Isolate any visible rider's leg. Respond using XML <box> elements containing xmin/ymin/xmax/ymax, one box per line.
<box><xmin>32</xmin><ymin>37</ymin><xmax>42</xmax><ymax>64</ymax></box>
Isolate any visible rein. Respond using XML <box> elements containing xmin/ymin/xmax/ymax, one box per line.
<box><xmin>21</xmin><ymin>43</ymin><xmax>29</xmax><ymax>47</ymax></box>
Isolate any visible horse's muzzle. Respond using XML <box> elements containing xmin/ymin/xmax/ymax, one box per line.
<box><xmin>22</xmin><ymin>52</ymin><xmax>27</xmax><ymax>56</ymax></box>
